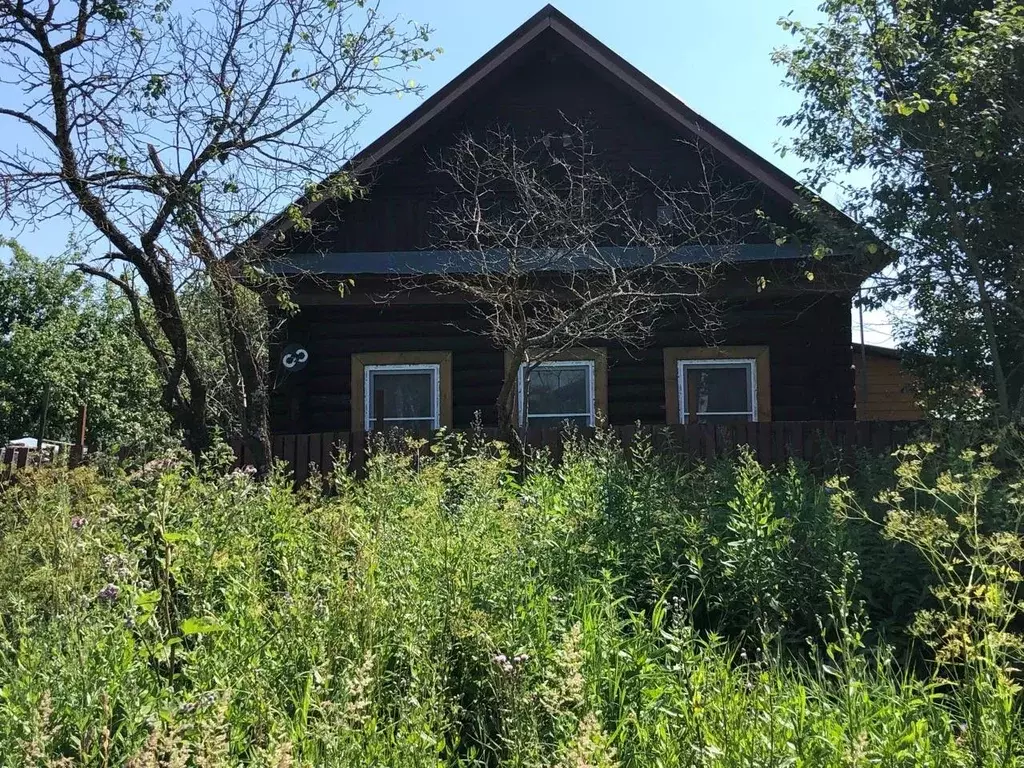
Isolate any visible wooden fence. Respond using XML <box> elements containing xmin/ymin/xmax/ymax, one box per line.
<box><xmin>248</xmin><ymin>420</ymin><xmax>924</xmax><ymax>485</ymax></box>
<box><xmin>0</xmin><ymin>421</ymin><xmax>924</xmax><ymax>484</ymax></box>
<box><xmin>0</xmin><ymin>444</ymin><xmax>83</xmax><ymax>480</ymax></box>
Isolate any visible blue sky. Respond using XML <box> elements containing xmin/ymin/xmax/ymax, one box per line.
<box><xmin>0</xmin><ymin>0</ymin><xmax>895</xmax><ymax>344</ymax></box>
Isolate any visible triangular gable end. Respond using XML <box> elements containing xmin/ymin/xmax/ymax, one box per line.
<box><xmin>259</xmin><ymin>4</ymin><xmax>822</xmax><ymax>252</ymax></box>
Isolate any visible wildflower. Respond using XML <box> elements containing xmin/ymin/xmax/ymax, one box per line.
<box><xmin>492</xmin><ymin>653</ymin><xmax>518</xmax><ymax>675</ymax></box>
<box><xmin>102</xmin><ymin>553</ymin><xmax>133</xmax><ymax>580</ymax></box>
<box><xmin>70</xmin><ymin>516</ymin><xmax>87</xmax><ymax>530</ymax></box>
<box><xmin>557</xmin><ymin>710</ymin><xmax>617</xmax><ymax>768</ymax></box>
<box><xmin>180</xmin><ymin>691</ymin><xmax>217</xmax><ymax>716</ymax></box>
<box><xmin>344</xmin><ymin>650</ymin><xmax>374</xmax><ymax>727</ymax></box>
<box><xmin>97</xmin><ymin>583</ymin><xmax>120</xmax><ymax>603</ymax></box>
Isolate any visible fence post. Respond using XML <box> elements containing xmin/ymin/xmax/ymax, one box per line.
<box><xmin>36</xmin><ymin>382</ymin><xmax>51</xmax><ymax>468</ymax></box>
<box><xmin>70</xmin><ymin>403</ymin><xmax>88</xmax><ymax>468</ymax></box>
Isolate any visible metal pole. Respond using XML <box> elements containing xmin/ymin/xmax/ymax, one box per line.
<box><xmin>858</xmin><ymin>287</ymin><xmax>869</xmax><ymax>418</ymax></box>
<box><xmin>36</xmin><ymin>382</ymin><xmax>51</xmax><ymax>468</ymax></box>
<box><xmin>77</xmin><ymin>402</ymin><xmax>88</xmax><ymax>446</ymax></box>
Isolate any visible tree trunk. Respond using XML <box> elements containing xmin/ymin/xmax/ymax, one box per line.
<box><xmin>932</xmin><ymin>171</ymin><xmax>1012</xmax><ymax>420</ymax></box>
<box><xmin>496</xmin><ymin>348</ymin><xmax>524</xmax><ymax>446</ymax></box>
<box><xmin>181</xmin><ymin>408</ymin><xmax>213</xmax><ymax>461</ymax></box>
<box><xmin>209</xmin><ymin>263</ymin><xmax>274</xmax><ymax>477</ymax></box>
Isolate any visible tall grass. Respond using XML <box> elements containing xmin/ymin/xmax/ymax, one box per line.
<box><xmin>0</xmin><ymin>431</ymin><xmax>1020</xmax><ymax>766</ymax></box>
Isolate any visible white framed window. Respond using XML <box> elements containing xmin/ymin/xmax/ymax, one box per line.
<box><xmin>518</xmin><ymin>359</ymin><xmax>596</xmax><ymax>428</ymax></box>
<box><xmin>677</xmin><ymin>358</ymin><xmax>758</xmax><ymax>423</ymax></box>
<box><xmin>363</xmin><ymin>363</ymin><xmax>440</xmax><ymax>431</ymax></box>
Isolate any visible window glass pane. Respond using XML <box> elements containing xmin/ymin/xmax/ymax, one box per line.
<box><xmin>368</xmin><ymin>371</ymin><xmax>434</xmax><ymax>422</ymax></box>
<box><xmin>527</xmin><ymin>414</ymin><xmax>591</xmax><ymax>429</ymax></box>
<box><xmin>684</xmin><ymin>364</ymin><xmax>751</xmax><ymax>415</ymax></box>
<box><xmin>526</xmin><ymin>365</ymin><xmax>589</xmax><ymax>417</ymax></box>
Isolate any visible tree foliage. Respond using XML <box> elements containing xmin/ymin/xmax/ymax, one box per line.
<box><xmin>776</xmin><ymin>0</ymin><xmax>1024</xmax><ymax>420</ymax></box>
<box><xmin>0</xmin><ymin>239</ymin><xmax>167</xmax><ymax>448</ymax></box>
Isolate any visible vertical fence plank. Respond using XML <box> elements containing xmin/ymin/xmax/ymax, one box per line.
<box><xmin>281</xmin><ymin>434</ymin><xmax>296</xmax><ymax>479</ymax></box>
<box><xmin>351</xmin><ymin>431</ymin><xmax>366</xmax><ymax>475</ymax></box>
<box><xmin>870</xmin><ymin>421</ymin><xmax>888</xmax><ymax>456</ymax></box>
<box><xmin>856</xmin><ymin>421</ymin><xmax>872</xmax><ymax>455</ymax></box>
<box><xmin>617</xmin><ymin>424</ymin><xmax>635</xmax><ymax>456</ymax></box>
<box><xmin>715</xmin><ymin>425</ymin><xmax>731</xmax><ymax>458</ymax></box>
<box><xmin>338</xmin><ymin>432</ymin><xmax>352</xmax><ymax>475</ymax></box>
<box><xmin>295</xmin><ymin>434</ymin><xmax>309</xmax><ymax>486</ymax></box>
<box><xmin>756</xmin><ymin>422</ymin><xmax>772</xmax><ymax>466</ymax></box>
<box><xmin>804</xmin><ymin>421</ymin><xmax>823</xmax><ymax>467</ymax></box>
<box><xmin>700</xmin><ymin>425</ymin><xmax>715</xmax><ymax>462</ymax></box>
<box><xmin>308</xmin><ymin>432</ymin><xmax>322</xmax><ymax>478</ymax></box>
<box><xmin>320</xmin><ymin>432</ymin><xmax>336</xmax><ymax>480</ymax></box>
<box><xmin>740</xmin><ymin>422</ymin><xmax>756</xmax><ymax>455</ymax></box>
<box><xmin>790</xmin><ymin>422</ymin><xmax>805</xmax><ymax>463</ymax></box>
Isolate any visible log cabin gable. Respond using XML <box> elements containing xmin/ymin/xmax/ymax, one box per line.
<box><xmin>262</xmin><ymin>6</ymin><xmax>876</xmax><ymax>434</ymax></box>
<box><xmin>264</xmin><ymin>4</ymin><xmax>876</xmax><ymax>285</ymax></box>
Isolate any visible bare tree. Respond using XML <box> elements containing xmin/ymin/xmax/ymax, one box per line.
<box><xmin>0</xmin><ymin>0</ymin><xmax>437</xmax><ymax>470</ymax></box>
<box><xmin>428</xmin><ymin>121</ymin><xmax>749</xmax><ymax>438</ymax></box>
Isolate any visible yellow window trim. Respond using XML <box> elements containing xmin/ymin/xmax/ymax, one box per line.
<box><xmin>663</xmin><ymin>346</ymin><xmax>771</xmax><ymax>424</ymax></box>
<box><xmin>351</xmin><ymin>351</ymin><xmax>453</xmax><ymax>432</ymax></box>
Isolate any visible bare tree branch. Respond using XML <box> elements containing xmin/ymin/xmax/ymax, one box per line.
<box><xmin>424</xmin><ymin>119</ymin><xmax>751</xmax><ymax>436</ymax></box>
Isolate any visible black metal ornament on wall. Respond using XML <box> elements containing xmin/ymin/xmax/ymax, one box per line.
<box><xmin>281</xmin><ymin>343</ymin><xmax>309</xmax><ymax>373</ymax></box>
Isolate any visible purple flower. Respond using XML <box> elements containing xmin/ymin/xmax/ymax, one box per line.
<box><xmin>97</xmin><ymin>583</ymin><xmax>119</xmax><ymax>603</ymax></box>
<box><xmin>70</xmin><ymin>516</ymin><xmax>87</xmax><ymax>530</ymax></box>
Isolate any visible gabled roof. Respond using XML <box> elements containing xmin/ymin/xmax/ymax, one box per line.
<box><xmin>853</xmin><ymin>343</ymin><xmax>906</xmax><ymax>361</ymax></box>
<box><xmin>253</xmin><ymin>3</ymin><xmax>824</xmax><ymax>252</ymax></box>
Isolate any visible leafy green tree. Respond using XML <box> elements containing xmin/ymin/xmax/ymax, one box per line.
<box><xmin>776</xmin><ymin>0</ymin><xmax>1024</xmax><ymax>420</ymax></box>
<box><xmin>0</xmin><ymin>0</ymin><xmax>437</xmax><ymax>471</ymax></box>
<box><xmin>0</xmin><ymin>239</ymin><xmax>168</xmax><ymax>449</ymax></box>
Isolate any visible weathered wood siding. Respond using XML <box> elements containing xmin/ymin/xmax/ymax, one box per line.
<box><xmin>855</xmin><ymin>352</ymin><xmax>923</xmax><ymax>421</ymax></box>
<box><xmin>286</xmin><ymin>28</ymin><xmax>792</xmax><ymax>257</ymax></box>
<box><xmin>271</xmin><ymin>293</ymin><xmax>853</xmax><ymax>433</ymax></box>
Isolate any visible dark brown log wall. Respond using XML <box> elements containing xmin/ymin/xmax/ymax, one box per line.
<box><xmin>270</xmin><ymin>28</ymin><xmax>858</xmax><ymax>433</ymax></box>
<box><xmin>271</xmin><ymin>293</ymin><xmax>854</xmax><ymax>433</ymax></box>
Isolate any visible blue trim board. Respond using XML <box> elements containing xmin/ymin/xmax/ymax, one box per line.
<box><xmin>266</xmin><ymin>244</ymin><xmax>805</xmax><ymax>275</ymax></box>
